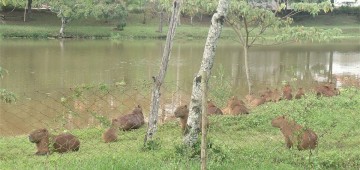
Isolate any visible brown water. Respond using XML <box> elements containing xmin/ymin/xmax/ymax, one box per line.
<box><xmin>0</xmin><ymin>39</ymin><xmax>359</xmax><ymax>136</ymax></box>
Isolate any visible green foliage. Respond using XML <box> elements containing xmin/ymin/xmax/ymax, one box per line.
<box><xmin>276</xmin><ymin>26</ymin><xmax>342</xmax><ymax>42</ymax></box>
<box><xmin>142</xmin><ymin>139</ymin><xmax>162</xmax><ymax>151</ymax></box>
<box><xmin>0</xmin><ymin>66</ymin><xmax>16</xmax><ymax>103</ymax></box>
<box><xmin>227</xmin><ymin>0</ymin><xmax>340</xmax><ymax>48</ymax></box>
<box><xmin>209</xmin><ymin>65</ymin><xmax>233</xmax><ymax>108</ymax></box>
<box><xmin>0</xmin><ymin>88</ymin><xmax>16</xmax><ymax>103</ymax></box>
<box><xmin>90</xmin><ymin>111</ymin><xmax>111</xmax><ymax>127</ymax></box>
<box><xmin>174</xmin><ymin>138</ymin><xmax>228</xmax><ymax>163</ymax></box>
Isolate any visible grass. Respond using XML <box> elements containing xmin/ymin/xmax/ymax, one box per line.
<box><xmin>1</xmin><ymin>88</ymin><xmax>360</xmax><ymax>169</ymax></box>
<box><xmin>0</xmin><ymin>10</ymin><xmax>359</xmax><ymax>40</ymax></box>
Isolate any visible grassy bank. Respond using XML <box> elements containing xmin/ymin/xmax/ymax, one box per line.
<box><xmin>0</xmin><ymin>88</ymin><xmax>359</xmax><ymax>169</ymax></box>
<box><xmin>0</xmin><ymin>10</ymin><xmax>359</xmax><ymax>40</ymax></box>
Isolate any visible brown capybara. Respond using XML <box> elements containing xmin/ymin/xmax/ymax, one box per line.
<box><xmin>115</xmin><ymin>105</ymin><xmax>145</xmax><ymax>131</ymax></box>
<box><xmin>315</xmin><ymin>83</ymin><xmax>339</xmax><ymax>97</ymax></box>
<box><xmin>271</xmin><ymin>88</ymin><xmax>282</xmax><ymax>102</ymax></box>
<box><xmin>295</xmin><ymin>88</ymin><xmax>305</xmax><ymax>99</ymax></box>
<box><xmin>271</xmin><ymin>115</ymin><xmax>318</xmax><ymax>150</ymax></box>
<box><xmin>102</xmin><ymin>119</ymin><xmax>121</xmax><ymax>143</ymax></box>
<box><xmin>250</xmin><ymin>96</ymin><xmax>266</xmax><ymax>107</ymax></box>
<box><xmin>260</xmin><ymin>88</ymin><xmax>273</xmax><ymax>102</ymax></box>
<box><xmin>174</xmin><ymin>105</ymin><xmax>189</xmax><ymax>132</ymax></box>
<box><xmin>29</xmin><ymin>128</ymin><xmax>80</xmax><ymax>155</ymax></box>
<box><xmin>282</xmin><ymin>84</ymin><xmax>293</xmax><ymax>100</ymax></box>
<box><xmin>223</xmin><ymin>96</ymin><xmax>249</xmax><ymax>115</ymax></box>
<box><xmin>245</xmin><ymin>93</ymin><xmax>256</xmax><ymax>103</ymax></box>
<box><xmin>207</xmin><ymin>100</ymin><xmax>223</xmax><ymax>115</ymax></box>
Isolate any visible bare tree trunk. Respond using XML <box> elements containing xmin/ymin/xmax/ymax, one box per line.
<box><xmin>59</xmin><ymin>17</ymin><xmax>67</xmax><ymax>38</ymax></box>
<box><xmin>200</xmin><ymin>71</ymin><xmax>208</xmax><ymax>170</ymax></box>
<box><xmin>23</xmin><ymin>0</ymin><xmax>32</xmax><ymax>22</ymax></box>
<box><xmin>190</xmin><ymin>16</ymin><xmax>193</xmax><ymax>25</ymax></box>
<box><xmin>144</xmin><ymin>0</ymin><xmax>182</xmax><ymax>144</ymax></box>
<box><xmin>183</xmin><ymin>0</ymin><xmax>230</xmax><ymax>147</ymax></box>
<box><xmin>244</xmin><ymin>46</ymin><xmax>252</xmax><ymax>94</ymax></box>
<box><xmin>158</xmin><ymin>9</ymin><xmax>164</xmax><ymax>33</ymax></box>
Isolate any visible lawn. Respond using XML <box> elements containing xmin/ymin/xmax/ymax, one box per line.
<box><xmin>0</xmin><ymin>88</ymin><xmax>359</xmax><ymax>169</ymax></box>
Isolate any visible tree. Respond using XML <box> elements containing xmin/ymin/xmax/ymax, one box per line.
<box><xmin>35</xmin><ymin>0</ymin><xmax>127</xmax><ymax>37</ymax></box>
<box><xmin>145</xmin><ymin>0</ymin><xmax>182</xmax><ymax>144</ymax></box>
<box><xmin>184</xmin><ymin>0</ymin><xmax>230</xmax><ymax>147</ymax></box>
<box><xmin>182</xmin><ymin>0</ymin><xmax>200</xmax><ymax>25</ymax></box>
<box><xmin>225</xmin><ymin>0</ymin><xmax>341</xmax><ymax>94</ymax></box>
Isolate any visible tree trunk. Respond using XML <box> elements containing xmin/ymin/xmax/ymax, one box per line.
<box><xmin>23</xmin><ymin>0</ymin><xmax>32</xmax><ymax>22</ymax></box>
<box><xmin>190</xmin><ymin>16</ymin><xmax>193</xmax><ymax>25</ymax></box>
<box><xmin>200</xmin><ymin>71</ymin><xmax>208</xmax><ymax>170</ymax></box>
<box><xmin>158</xmin><ymin>9</ymin><xmax>164</xmax><ymax>33</ymax></box>
<box><xmin>244</xmin><ymin>46</ymin><xmax>252</xmax><ymax>94</ymax></box>
<box><xmin>59</xmin><ymin>17</ymin><xmax>67</xmax><ymax>38</ymax></box>
<box><xmin>144</xmin><ymin>0</ymin><xmax>182</xmax><ymax>144</ymax></box>
<box><xmin>183</xmin><ymin>0</ymin><xmax>230</xmax><ymax>147</ymax></box>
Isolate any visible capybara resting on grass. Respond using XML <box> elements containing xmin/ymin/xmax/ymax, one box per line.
<box><xmin>207</xmin><ymin>100</ymin><xmax>223</xmax><ymax>115</ymax></box>
<box><xmin>260</xmin><ymin>88</ymin><xmax>273</xmax><ymax>102</ymax></box>
<box><xmin>222</xmin><ymin>96</ymin><xmax>249</xmax><ymax>115</ymax></box>
<box><xmin>102</xmin><ymin>119</ymin><xmax>121</xmax><ymax>143</ymax></box>
<box><xmin>282</xmin><ymin>84</ymin><xmax>293</xmax><ymax>100</ymax></box>
<box><xmin>250</xmin><ymin>96</ymin><xmax>266</xmax><ymax>107</ymax></box>
<box><xmin>295</xmin><ymin>88</ymin><xmax>305</xmax><ymax>99</ymax></box>
<box><xmin>315</xmin><ymin>83</ymin><xmax>340</xmax><ymax>97</ymax></box>
<box><xmin>29</xmin><ymin>128</ymin><xmax>80</xmax><ymax>155</ymax></box>
<box><xmin>115</xmin><ymin>105</ymin><xmax>145</xmax><ymax>131</ymax></box>
<box><xmin>271</xmin><ymin>88</ymin><xmax>282</xmax><ymax>102</ymax></box>
<box><xmin>174</xmin><ymin>105</ymin><xmax>189</xmax><ymax>132</ymax></box>
<box><xmin>271</xmin><ymin>115</ymin><xmax>318</xmax><ymax>150</ymax></box>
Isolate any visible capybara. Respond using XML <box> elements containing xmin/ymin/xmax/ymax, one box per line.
<box><xmin>271</xmin><ymin>115</ymin><xmax>318</xmax><ymax>150</ymax></box>
<box><xmin>102</xmin><ymin>119</ymin><xmax>121</xmax><ymax>143</ymax></box>
<box><xmin>29</xmin><ymin>128</ymin><xmax>80</xmax><ymax>155</ymax></box>
<box><xmin>223</xmin><ymin>96</ymin><xmax>249</xmax><ymax>115</ymax></box>
<box><xmin>271</xmin><ymin>88</ymin><xmax>282</xmax><ymax>102</ymax></box>
<box><xmin>174</xmin><ymin>105</ymin><xmax>189</xmax><ymax>132</ymax></box>
<box><xmin>245</xmin><ymin>93</ymin><xmax>256</xmax><ymax>103</ymax></box>
<box><xmin>260</xmin><ymin>88</ymin><xmax>273</xmax><ymax>102</ymax></box>
<box><xmin>282</xmin><ymin>84</ymin><xmax>293</xmax><ymax>100</ymax></box>
<box><xmin>315</xmin><ymin>83</ymin><xmax>339</xmax><ymax>97</ymax></box>
<box><xmin>295</xmin><ymin>88</ymin><xmax>305</xmax><ymax>99</ymax></box>
<box><xmin>207</xmin><ymin>100</ymin><xmax>223</xmax><ymax>115</ymax></box>
<box><xmin>250</xmin><ymin>96</ymin><xmax>266</xmax><ymax>107</ymax></box>
<box><xmin>115</xmin><ymin>105</ymin><xmax>145</xmax><ymax>131</ymax></box>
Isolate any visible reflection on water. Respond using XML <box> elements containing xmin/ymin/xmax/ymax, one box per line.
<box><xmin>0</xmin><ymin>39</ymin><xmax>359</xmax><ymax>136</ymax></box>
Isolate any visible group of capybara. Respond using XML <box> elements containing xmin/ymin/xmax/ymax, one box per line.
<box><xmin>28</xmin><ymin>83</ymin><xmax>338</xmax><ymax>155</ymax></box>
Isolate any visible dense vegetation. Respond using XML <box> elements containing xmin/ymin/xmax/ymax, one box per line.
<box><xmin>0</xmin><ymin>88</ymin><xmax>359</xmax><ymax>169</ymax></box>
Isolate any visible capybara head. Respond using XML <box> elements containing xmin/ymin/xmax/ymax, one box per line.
<box><xmin>29</xmin><ymin>128</ymin><xmax>49</xmax><ymax>143</ymax></box>
<box><xmin>271</xmin><ymin>115</ymin><xmax>286</xmax><ymax>128</ymax></box>
<box><xmin>174</xmin><ymin>105</ymin><xmax>189</xmax><ymax>118</ymax></box>
<box><xmin>111</xmin><ymin>118</ymin><xmax>121</xmax><ymax>128</ymax></box>
<box><xmin>133</xmin><ymin>105</ymin><xmax>142</xmax><ymax>113</ymax></box>
<box><xmin>227</xmin><ymin>96</ymin><xmax>244</xmax><ymax>107</ymax></box>
<box><xmin>207</xmin><ymin>100</ymin><xmax>215</xmax><ymax>107</ymax></box>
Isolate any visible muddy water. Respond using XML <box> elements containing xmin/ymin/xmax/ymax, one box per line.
<box><xmin>0</xmin><ymin>39</ymin><xmax>359</xmax><ymax>136</ymax></box>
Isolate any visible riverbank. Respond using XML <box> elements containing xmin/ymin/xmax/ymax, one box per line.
<box><xmin>0</xmin><ymin>10</ymin><xmax>359</xmax><ymax>40</ymax></box>
<box><xmin>0</xmin><ymin>88</ymin><xmax>359</xmax><ymax>169</ymax></box>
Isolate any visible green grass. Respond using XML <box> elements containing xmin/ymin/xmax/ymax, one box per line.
<box><xmin>0</xmin><ymin>10</ymin><xmax>359</xmax><ymax>40</ymax></box>
<box><xmin>1</xmin><ymin>88</ymin><xmax>360</xmax><ymax>169</ymax></box>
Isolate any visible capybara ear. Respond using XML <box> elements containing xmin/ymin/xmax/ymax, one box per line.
<box><xmin>42</xmin><ymin>129</ymin><xmax>47</xmax><ymax>132</ymax></box>
<box><xmin>282</xmin><ymin>115</ymin><xmax>285</xmax><ymax>118</ymax></box>
<box><xmin>184</xmin><ymin>105</ymin><xmax>187</xmax><ymax>108</ymax></box>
